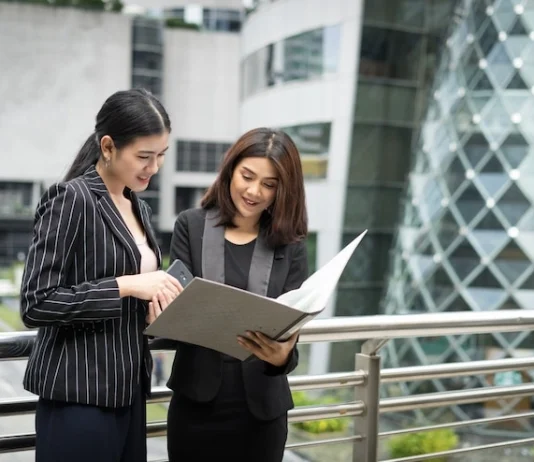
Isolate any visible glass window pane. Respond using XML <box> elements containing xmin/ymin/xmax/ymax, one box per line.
<box><xmin>355</xmin><ymin>82</ymin><xmax>417</xmax><ymax>125</ymax></box>
<box><xmin>349</xmin><ymin>126</ymin><xmax>412</xmax><ymax>183</ymax></box>
<box><xmin>359</xmin><ymin>26</ymin><xmax>423</xmax><ymax>81</ymax></box>
<box><xmin>241</xmin><ymin>25</ymin><xmax>341</xmax><ymax>98</ymax></box>
<box><xmin>344</xmin><ymin>186</ymin><xmax>402</xmax><ymax>229</ymax></box>
<box><xmin>364</xmin><ymin>0</ymin><xmax>425</xmax><ymax>28</ymax></box>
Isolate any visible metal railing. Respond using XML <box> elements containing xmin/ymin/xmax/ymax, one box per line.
<box><xmin>2</xmin><ymin>310</ymin><xmax>534</xmax><ymax>461</ymax></box>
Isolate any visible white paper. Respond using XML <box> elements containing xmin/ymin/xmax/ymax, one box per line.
<box><xmin>276</xmin><ymin>230</ymin><xmax>368</xmax><ymax>313</ymax></box>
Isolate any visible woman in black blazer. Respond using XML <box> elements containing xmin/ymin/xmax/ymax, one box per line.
<box><xmin>20</xmin><ymin>89</ymin><xmax>182</xmax><ymax>462</ymax></box>
<box><xmin>165</xmin><ymin>127</ymin><xmax>309</xmax><ymax>462</ymax></box>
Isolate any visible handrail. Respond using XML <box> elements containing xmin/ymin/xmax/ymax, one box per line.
<box><xmin>3</xmin><ymin>309</ymin><xmax>534</xmax><ymax>360</ymax></box>
<box><xmin>2</xmin><ymin>310</ymin><xmax>534</xmax><ymax>459</ymax></box>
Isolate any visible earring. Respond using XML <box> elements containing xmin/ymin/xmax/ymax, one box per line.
<box><xmin>104</xmin><ymin>156</ymin><xmax>111</xmax><ymax>168</ymax></box>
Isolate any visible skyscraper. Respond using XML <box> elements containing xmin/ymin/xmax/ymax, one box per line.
<box><xmin>383</xmin><ymin>0</ymin><xmax>534</xmax><ymax>429</ymax></box>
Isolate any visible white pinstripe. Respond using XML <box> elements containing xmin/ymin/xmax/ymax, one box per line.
<box><xmin>20</xmin><ymin>166</ymin><xmax>159</xmax><ymax>408</ymax></box>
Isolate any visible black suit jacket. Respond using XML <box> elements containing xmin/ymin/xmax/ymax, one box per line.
<box><xmin>166</xmin><ymin>207</ymin><xmax>308</xmax><ymax>420</ymax></box>
<box><xmin>20</xmin><ymin>166</ymin><xmax>160</xmax><ymax>408</ymax></box>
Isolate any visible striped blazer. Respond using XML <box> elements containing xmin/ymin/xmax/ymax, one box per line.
<box><xmin>20</xmin><ymin>165</ymin><xmax>160</xmax><ymax>408</ymax></box>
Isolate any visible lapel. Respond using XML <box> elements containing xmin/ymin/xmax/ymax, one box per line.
<box><xmin>202</xmin><ymin>208</ymin><xmax>274</xmax><ymax>297</ymax></box>
<box><xmin>83</xmin><ymin>166</ymin><xmax>141</xmax><ymax>273</ymax></box>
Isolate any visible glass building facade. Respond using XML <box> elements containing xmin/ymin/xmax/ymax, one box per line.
<box><xmin>330</xmin><ymin>0</ymin><xmax>456</xmax><ymax>370</ymax></box>
<box><xmin>383</xmin><ymin>0</ymin><xmax>534</xmax><ymax>430</ymax></box>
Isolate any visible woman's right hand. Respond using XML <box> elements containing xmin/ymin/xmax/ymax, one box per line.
<box><xmin>117</xmin><ymin>271</ymin><xmax>183</xmax><ymax>301</ymax></box>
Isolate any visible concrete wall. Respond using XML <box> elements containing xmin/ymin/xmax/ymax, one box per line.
<box><xmin>158</xmin><ymin>29</ymin><xmax>241</xmax><ymax>232</ymax></box>
<box><xmin>0</xmin><ymin>4</ymin><xmax>132</xmax><ymax>185</ymax></box>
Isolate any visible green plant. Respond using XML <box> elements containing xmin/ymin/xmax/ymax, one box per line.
<box><xmin>164</xmin><ymin>18</ymin><xmax>200</xmax><ymax>30</ymax></box>
<box><xmin>388</xmin><ymin>429</ymin><xmax>458</xmax><ymax>462</ymax></box>
<box><xmin>0</xmin><ymin>304</ymin><xmax>24</xmax><ymax>331</ymax></box>
<box><xmin>161</xmin><ymin>255</ymin><xmax>170</xmax><ymax>270</ymax></box>
<box><xmin>291</xmin><ymin>391</ymin><xmax>349</xmax><ymax>434</ymax></box>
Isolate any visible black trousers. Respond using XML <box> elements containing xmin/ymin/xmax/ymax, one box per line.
<box><xmin>35</xmin><ymin>388</ymin><xmax>146</xmax><ymax>462</ymax></box>
<box><xmin>167</xmin><ymin>361</ymin><xmax>288</xmax><ymax>462</ymax></box>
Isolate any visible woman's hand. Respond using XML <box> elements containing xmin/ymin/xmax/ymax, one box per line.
<box><xmin>237</xmin><ymin>331</ymin><xmax>299</xmax><ymax>367</ymax></box>
<box><xmin>146</xmin><ymin>289</ymin><xmax>175</xmax><ymax>325</ymax></box>
<box><xmin>117</xmin><ymin>270</ymin><xmax>183</xmax><ymax>301</ymax></box>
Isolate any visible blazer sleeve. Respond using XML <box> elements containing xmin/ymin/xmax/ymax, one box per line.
<box><xmin>20</xmin><ymin>183</ymin><xmax>122</xmax><ymax>328</ymax></box>
<box><xmin>169</xmin><ymin>211</ymin><xmax>193</xmax><ymax>273</ymax></box>
<box><xmin>264</xmin><ymin>239</ymin><xmax>309</xmax><ymax>376</ymax></box>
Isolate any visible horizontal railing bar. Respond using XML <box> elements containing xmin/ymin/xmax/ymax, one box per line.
<box><xmin>288</xmin><ymin>402</ymin><xmax>365</xmax><ymax>423</ymax></box>
<box><xmin>381</xmin><ymin>357</ymin><xmax>534</xmax><ymax>383</ymax></box>
<box><xmin>286</xmin><ymin>434</ymin><xmax>361</xmax><ymax>450</ymax></box>
<box><xmin>0</xmin><ymin>433</ymin><xmax>34</xmax><ymax>454</ymax></box>
<box><xmin>0</xmin><ymin>402</ymin><xmax>364</xmax><ymax>454</ymax></box>
<box><xmin>0</xmin><ymin>388</ymin><xmax>174</xmax><ymax>417</ymax></box>
<box><xmin>379</xmin><ymin>411</ymin><xmax>534</xmax><ymax>437</ymax></box>
<box><xmin>379</xmin><ymin>435</ymin><xmax>534</xmax><ymax>462</ymax></box>
<box><xmin>299</xmin><ymin>310</ymin><xmax>534</xmax><ymax>343</ymax></box>
<box><xmin>288</xmin><ymin>371</ymin><xmax>365</xmax><ymax>390</ymax></box>
<box><xmin>0</xmin><ymin>422</ymin><xmax>170</xmax><ymax>454</ymax></box>
<box><xmin>380</xmin><ymin>383</ymin><xmax>534</xmax><ymax>413</ymax></box>
<box><xmin>4</xmin><ymin>310</ymin><xmax>534</xmax><ymax>360</ymax></box>
<box><xmin>0</xmin><ymin>396</ymin><xmax>38</xmax><ymax>417</ymax></box>
<box><xmin>147</xmin><ymin>421</ymin><xmax>167</xmax><ymax>438</ymax></box>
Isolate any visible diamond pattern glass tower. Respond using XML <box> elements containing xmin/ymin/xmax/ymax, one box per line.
<box><xmin>382</xmin><ymin>0</ymin><xmax>534</xmax><ymax>428</ymax></box>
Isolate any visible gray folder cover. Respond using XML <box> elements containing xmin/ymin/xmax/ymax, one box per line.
<box><xmin>144</xmin><ymin>230</ymin><xmax>367</xmax><ymax>361</ymax></box>
<box><xmin>145</xmin><ymin>278</ymin><xmax>311</xmax><ymax>360</ymax></box>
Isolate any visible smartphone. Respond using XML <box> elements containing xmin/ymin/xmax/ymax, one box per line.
<box><xmin>166</xmin><ymin>259</ymin><xmax>194</xmax><ymax>288</ymax></box>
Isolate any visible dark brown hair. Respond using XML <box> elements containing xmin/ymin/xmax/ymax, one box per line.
<box><xmin>201</xmin><ymin>127</ymin><xmax>308</xmax><ymax>247</ymax></box>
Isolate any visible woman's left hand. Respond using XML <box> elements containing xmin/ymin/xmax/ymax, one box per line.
<box><xmin>237</xmin><ymin>331</ymin><xmax>299</xmax><ymax>367</ymax></box>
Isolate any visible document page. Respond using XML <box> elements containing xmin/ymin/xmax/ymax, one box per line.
<box><xmin>276</xmin><ymin>230</ymin><xmax>367</xmax><ymax>313</ymax></box>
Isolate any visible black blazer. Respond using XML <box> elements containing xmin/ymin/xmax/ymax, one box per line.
<box><xmin>20</xmin><ymin>166</ymin><xmax>160</xmax><ymax>408</ymax></box>
<box><xmin>166</xmin><ymin>207</ymin><xmax>308</xmax><ymax>421</ymax></box>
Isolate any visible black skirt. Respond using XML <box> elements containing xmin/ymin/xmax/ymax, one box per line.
<box><xmin>167</xmin><ymin>359</ymin><xmax>288</xmax><ymax>462</ymax></box>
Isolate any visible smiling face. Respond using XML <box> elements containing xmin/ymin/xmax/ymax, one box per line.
<box><xmin>229</xmin><ymin>157</ymin><xmax>279</xmax><ymax>222</ymax></box>
<box><xmin>102</xmin><ymin>132</ymin><xmax>169</xmax><ymax>193</ymax></box>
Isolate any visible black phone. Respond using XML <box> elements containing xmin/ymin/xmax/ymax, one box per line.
<box><xmin>166</xmin><ymin>259</ymin><xmax>194</xmax><ymax>288</ymax></box>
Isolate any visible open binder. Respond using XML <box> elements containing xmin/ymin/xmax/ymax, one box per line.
<box><xmin>144</xmin><ymin>230</ymin><xmax>367</xmax><ymax>361</ymax></box>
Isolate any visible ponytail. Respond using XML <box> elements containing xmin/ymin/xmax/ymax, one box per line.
<box><xmin>64</xmin><ymin>133</ymin><xmax>100</xmax><ymax>181</ymax></box>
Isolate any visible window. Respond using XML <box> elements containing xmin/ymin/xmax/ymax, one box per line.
<box><xmin>132</xmin><ymin>18</ymin><xmax>163</xmax><ymax>47</ymax></box>
<box><xmin>133</xmin><ymin>51</ymin><xmax>162</xmax><ymax>71</ymax></box>
<box><xmin>359</xmin><ymin>26</ymin><xmax>423</xmax><ymax>81</ymax></box>
<box><xmin>280</xmin><ymin>123</ymin><xmax>331</xmax><ymax>179</ymax></box>
<box><xmin>203</xmin><ymin>8</ymin><xmax>242</xmax><ymax>32</ymax></box>
<box><xmin>176</xmin><ymin>140</ymin><xmax>231</xmax><ymax>172</ymax></box>
<box><xmin>354</xmin><ymin>81</ymin><xmax>417</xmax><ymax>125</ymax></box>
<box><xmin>349</xmin><ymin>125</ymin><xmax>413</xmax><ymax>183</ymax></box>
<box><xmin>0</xmin><ymin>182</ymin><xmax>33</xmax><ymax>218</ymax></box>
<box><xmin>241</xmin><ymin>25</ymin><xmax>341</xmax><ymax>98</ymax></box>
<box><xmin>174</xmin><ymin>187</ymin><xmax>204</xmax><ymax>215</ymax></box>
<box><xmin>344</xmin><ymin>186</ymin><xmax>403</xmax><ymax>229</ymax></box>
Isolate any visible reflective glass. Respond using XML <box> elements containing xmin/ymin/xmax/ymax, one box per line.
<box><xmin>241</xmin><ymin>25</ymin><xmax>341</xmax><ymax>98</ymax></box>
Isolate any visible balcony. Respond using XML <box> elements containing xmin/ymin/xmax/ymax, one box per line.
<box><xmin>2</xmin><ymin>311</ymin><xmax>534</xmax><ymax>461</ymax></box>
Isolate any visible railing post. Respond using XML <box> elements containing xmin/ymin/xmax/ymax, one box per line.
<box><xmin>353</xmin><ymin>339</ymin><xmax>387</xmax><ymax>462</ymax></box>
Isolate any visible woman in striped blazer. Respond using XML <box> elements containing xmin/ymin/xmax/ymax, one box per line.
<box><xmin>20</xmin><ymin>89</ymin><xmax>182</xmax><ymax>462</ymax></box>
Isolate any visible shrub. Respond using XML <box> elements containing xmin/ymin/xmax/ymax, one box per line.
<box><xmin>291</xmin><ymin>391</ymin><xmax>349</xmax><ymax>434</ymax></box>
<box><xmin>388</xmin><ymin>429</ymin><xmax>458</xmax><ymax>462</ymax></box>
<box><xmin>165</xmin><ymin>18</ymin><xmax>200</xmax><ymax>30</ymax></box>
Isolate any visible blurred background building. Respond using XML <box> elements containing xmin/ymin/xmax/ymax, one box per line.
<box><xmin>3</xmin><ymin>0</ymin><xmax>534</xmax><ymax>449</ymax></box>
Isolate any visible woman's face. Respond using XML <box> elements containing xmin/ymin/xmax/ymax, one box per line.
<box><xmin>230</xmin><ymin>157</ymin><xmax>278</xmax><ymax>222</ymax></box>
<box><xmin>105</xmin><ymin>132</ymin><xmax>169</xmax><ymax>192</ymax></box>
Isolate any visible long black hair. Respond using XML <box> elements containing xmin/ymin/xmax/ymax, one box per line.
<box><xmin>64</xmin><ymin>88</ymin><xmax>171</xmax><ymax>181</ymax></box>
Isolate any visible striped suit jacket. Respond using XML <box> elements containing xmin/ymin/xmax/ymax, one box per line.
<box><xmin>20</xmin><ymin>165</ymin><xmax>160</xmax><ymax>408</ymax></box>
